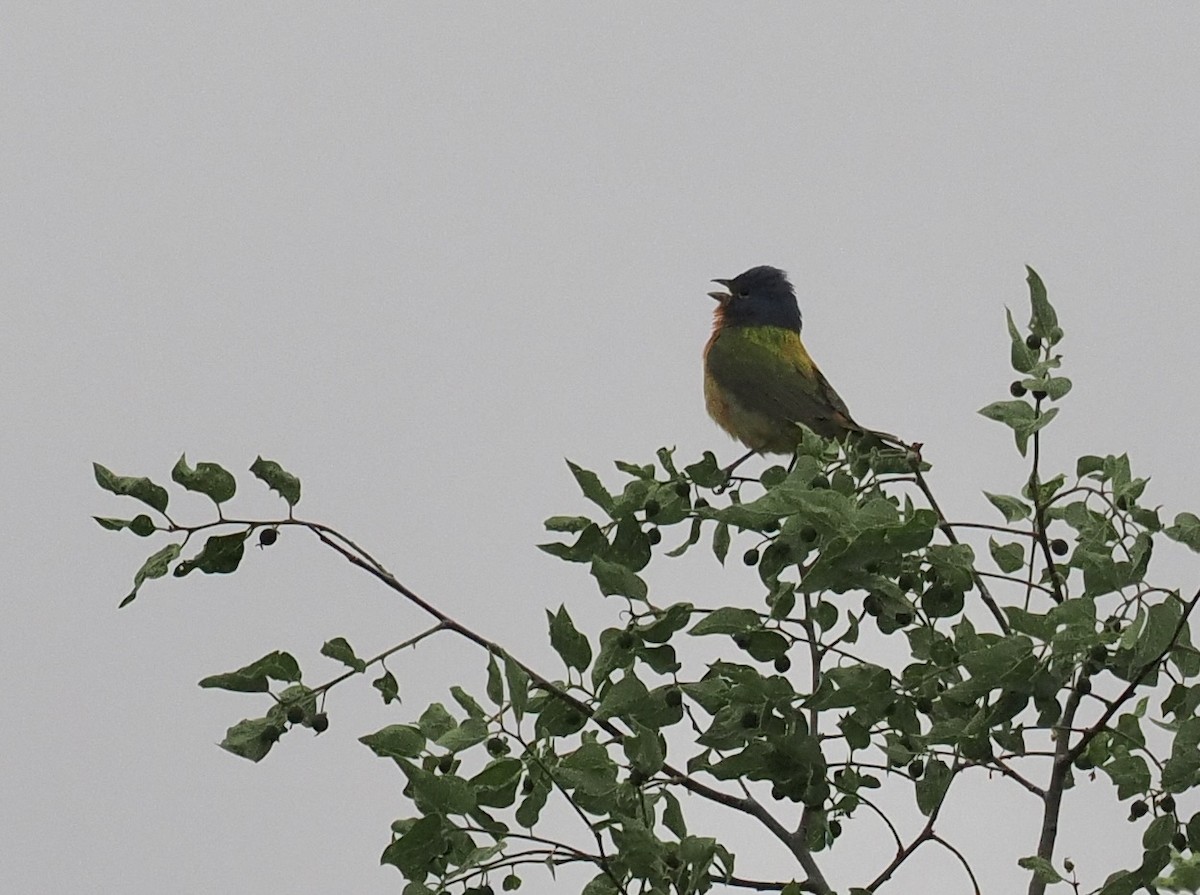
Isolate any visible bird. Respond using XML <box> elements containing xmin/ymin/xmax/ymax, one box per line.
<box><xmin>703</xmin><ymin>265</ymin><xmax>894</xmax><ymax>454</ymax></box>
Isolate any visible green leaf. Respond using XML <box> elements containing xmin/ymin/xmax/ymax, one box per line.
<box><xmin>566</xmin><ymin>460</ymin><xmax>614</xmax><ymax>514</ymax></box>
<box><xmin>1132</xmin><ymin>599</ymin><xmax>1183</xmax><ymax>673</ymax></box>
<box><xmin>471</xmin><ymin>757</ymin><xmax>523</xmax><ymax>808</ymax></box>
<box><xmin>93</xmin><ymin>463</ymin><xmax>169</xmax><ymax>513</ymax></box>
<box><xmin>321</xmin><ymin>637</ymin><xmax>367</xmax><ymax>673</ymax></box>
<box><xmin>95</xmin><ymin>515</ymin><xmax>155</xmax><ymax>536</ymax></box>
<box><xmin>1144</xmin><ymin>815</ymin><xmax>1176</xmax><ymax>851</ymax></box>
<box><xmin>581</xmin><ymin>873</ymin><xmax>620</xmax><ymax>895</ymax></box>
<box><xmin>589</xmin><ymin>558</ymin><xmax>648</xmax><ymax>601</ymax></box>
<box><xmin>1162</xmin><ymin>717</ymin><xmax>1200</xmax><ymax>792</ymax></box>
<box><xmin>504</xmin><ymin>654</ymin><xmax>530</xmax><ymax>723</ymax></box>
<box><xmin>595</xmin><ymin>674</ymin><xmax>650</xmax><ymax>722</ymax></box>
<box><xmin>979</xmin><ymin>399</ymin><xmax>1036</xmax><ymax>429</ymax></box>
<box><xmin>94</xmin><ymin>516</ymin><xmax>132</xmax><ymax>531</ymax></box>
<box><xmin>418</xmin><ymin>703</ymin><xmax>456</xmax><ymax>740</ymax></box>
<box><xmin>547</xmin><ymin>605</ymin><xmax>592</xmax><ymax>672</ymax></box>
<box><xmin>538</xmin><ymin>523</ymin><xmax>607</xmax><ymax>563</ymax></box>
<box><xmin>218</xmin><ymin>716</ymin><xmax>284</xmax><ymax>762</ymax></box>
<box><xmin>984</xmin><ymin>492</ymin><xmax>1031</xmax><ymax>523</ymax></box>
<box><xmin>173</xmin><ymin>531</ymin><xmax>246</xmax><ymax>577</ymax></box>
<box><xmin>1007</xmin><ymin>308</ymin><xmax>1037</xmax><ymax>373</ymax></box>
<box><xmin>915</xmin><ymin>759</ymin><xmax>951</xmax><ymax>816</ymax></box>
<box><xmin>250</xmin><ymin>456</ymin><xmax>301</xmax><ymax>507</ymax></box>
<box><xmin>1041</xmin><ymin>376</ymin><xmax>1072</xmax><ymax>400</ymax></box>
<box><xmin>641</xmin><ymin>603</ymin><xmax>695</xmax><ymax>643</ymax></box>
<box><xmin>486</xmin><ymin>652</ymin><xmax>503</xmax><ymax>706</ymax></box>
<box><xmin>373</xmin><ymin>670</ymin><xmax>399</xmax><ymax>704</ymax></box>
<box><xmin>543</xmin><ymin>515</ymin><xmax>593</xmax><ymax>533</ymax></box>
<box><xmin>662</xmin><ymin>791</ymin><xmax>687</xmax><ymax>838</ymax></box>
<box><xmin>978</xmin><ymin>401</ymin><xmax>1056</xmax><ymax>455</ymax></box>
<box><xmin>171</xmin><ymin>454</ymin><xmax>236</xmax><ymax>504</ymax></box>
<box><xmin>684</xmin><ymin>451</ymin><xmax>726</xmax><ymax>489</ymax></box>
<box><xmin>711</xmin><ymin>521</ymin><xmax>731</xmax><ymax>564</ymax></box>
<box><xmin>119</xmin><ymin>542</ymin><xmax>182</xmax><ymax>607</ymax></box>
<box><xmin>1166</xmin><ymin>513</ymin><xmax>1200</xmax><ymax>552</ymax></box>
<box><xmin>436</xmin><ymin>717</ymin><xmax>489</xmax><ymax>752</ymax></box>
<box><xmin>380</xmin><ymin>815</ymin><xmax>446</xmax><ymax>876</ymax></box>
<box><xmin>688</xmin><ymin>607</ymin><xmax>762</xmax><ymax>636</ymax></box>
<box><xmin>199</xmin><ymin>650</ymin><xmax>302</xmax><ymax>692</ymax></box>
<box><xmin>1102</xmin><ymin>753</ymin><xmax>1151</xmax><ymax>800</ymax></box>
<box><xmin>450</xmin><ymin>686</ymin><xmax>486</xmax><ymax>720</ymax></box>
<box><xmin>989</xmin><ymin>538</ymin><xmax>1025</xmax><ymax>573</ymax></box>
<box><xmin>361</xmin><ymin>724</ymin><xmax>426</xmax><ymax>759</ymax></box>
<box><xmin>1018</xmin><ymin>856</ymin><xmax>1063</xmax><ymax>884</ymax></box>
<box><xmin>1026</xmin><ymin>266</ymin><xmax>1059</xmax><ymax>342</ymax></box>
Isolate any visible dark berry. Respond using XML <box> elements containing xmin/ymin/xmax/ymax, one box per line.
<box><xmin>285</xmin><ymin>704</ymin><xmax>305</xmax><ymax>724</ymax></box>
<box><xmin>1025</xmin><ymin>334</ymin><xmax>1041</xmax><ymax>350</ymax></box>
<box><xmin>908</xmin><ymin>759</ymin><xmax>924</xmax><ymax>778</ymax></box>
<box><xmin>437</xmin><ymin>754</ymin><xmax>455</xmax><ymax>774</ymax></box>
<box><xmin>829</xmin><ymin>819</ymin><xmax>843</xmax><ymax>837</ymax></box>
<box><xmin>486</xmin><ymin>736</ymin><xmax>508</xmax><ymax>756</ymax></box>
<box><xmin>644</xmin><ymin>500</ymin><xmax>660</xmax><ymax>518</ymax></box>
<box><xmin>811</xmin><ymin>475</ymin><xmax>830</xmax><ymax>489</ymax></box>
<box><xmin>674</xmin><ymin>482</ymin><xmax>690</xmax><ymax>498</ymax></box>
<box><xmin>1173</xmin><ymin>831</ymin><xmax>1188</xmax><ymax>851</ymax></box>
<box><xmin>1129</xmin><ymin>799</ymin><xmax>1149</xmax><ymax>820</ymax></box>
<box><xmin>1159</xmin><ymin>794</ymin><xmax>1176</xmax><ymax>813</ymax></box>
<box><xmin>647</xmin><ymin>527</ymin><xmax>662</xmax><ymax>545</ymax></box>
<box><xmin>665</xmin><ymin>687</ymin><xmax>683</xmax><ymax>707</ymax></box>
<box><xmin>1010</xmin><ymin>381</ymin><xmax>1028</xmax><ymax>398</ymax></box>
<box><xmin>1077</xmin><ymin>678</ymin><xmax>1092</xmax><ymax>695</ymax></box>
<box><xmin>897</xmin><ymin>573</ymin><xmax>917</xmax><ymax>591</ymax></box>
<box><xmin>774</xmin><ymin>656</ymin><xmax>792</xmax><ymax>673</ymax></box>
<box><xmin>258</xmin><ymin>528</ymin><xmax>278</xmax><ymax>547</ymax></box>
<box><xmin>743</xmin><ymin>548</ymin><xmax>760</xmax><ymax>566</ymax></box>
<box><xmin>800</xmin><ymin>526</ymin><xmax>818</xmax><ymax>543</ymax></box>
<box><xmin>1032</xmin><ymin>390</ymin><xmax>1047</xmax><ymax>401</ymax></box>
<box><xmin>311</xmin><ymin>712</ymin><xmax>329</xmax><ymax>733</ymax></box>
<box><xmin>1051</xmin><ymin>538</ymin><xmax>1068</xmax><ymax>556</ymax></box>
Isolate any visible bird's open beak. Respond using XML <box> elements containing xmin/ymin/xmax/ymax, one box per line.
<box><xmin>708</xmin><ymin>278</ymin><xmax>732</xmax><ymax>302</ymax></box>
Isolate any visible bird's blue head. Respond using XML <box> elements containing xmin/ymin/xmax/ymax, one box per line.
<box><xmin>709</xmin><ymin>265</ymin><xmax>803</xmax><ymax>332</ymax></box>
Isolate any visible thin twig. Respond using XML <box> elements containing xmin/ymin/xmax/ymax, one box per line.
<box><xmin>911</xmin><ymin>466</ymin><xmax>1011</xmax><ymax>634</ymax></box>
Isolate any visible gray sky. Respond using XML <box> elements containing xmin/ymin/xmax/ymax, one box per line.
<box><xmin>4</xmin><ymin>5</ymin><xmax>1200</xmax><ymax>893</ymax></box>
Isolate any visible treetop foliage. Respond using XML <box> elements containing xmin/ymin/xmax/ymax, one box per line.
<box><xmin>96</xmin><ymin>269</ymin><xmax>1200</xmax><ymax>895</ymax></box>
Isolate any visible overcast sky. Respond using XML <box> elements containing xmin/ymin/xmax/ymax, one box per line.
<box><xmin>5</xmin><ymin>5</ymin><xmax>1200</xmax><ymax>893</ymax></box>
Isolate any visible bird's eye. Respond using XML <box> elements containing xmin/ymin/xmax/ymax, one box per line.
<box><xmin>737</xmin><ymin>289</ymin><xmax>750</xmax><ymax>299</ymax></box>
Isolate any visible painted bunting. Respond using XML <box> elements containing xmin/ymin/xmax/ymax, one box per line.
<box><xmin>704</xmin><ymin>265</ymin><xmax>890</xmax><ymax>453</ymax></box>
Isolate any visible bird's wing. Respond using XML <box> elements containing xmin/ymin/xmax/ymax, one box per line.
<box><xmin>706</xmin><ymin>327</ymin><xmax>860</xmax><ymax>436</ymax></box>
